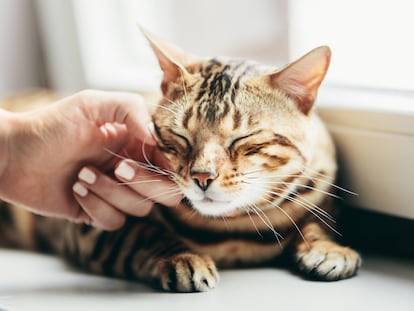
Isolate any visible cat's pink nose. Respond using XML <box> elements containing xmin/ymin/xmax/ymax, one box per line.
<box><xmin>190</xmin><ymin>171</ymin><xmax>218</xmax><ymax>191</ymax></box>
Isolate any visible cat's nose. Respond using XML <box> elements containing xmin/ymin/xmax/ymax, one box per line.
<box><xmin>190</xmin><ymin>171</ymin><xmax>218</xmax><ymax>191</ymax></box>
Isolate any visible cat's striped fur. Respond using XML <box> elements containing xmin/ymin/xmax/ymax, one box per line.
<box><xmin>0</xmin><ymin>31</ymin><xmax>361</xmax><ymax>292</ymax></box>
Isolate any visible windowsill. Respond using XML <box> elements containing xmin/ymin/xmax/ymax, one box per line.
<box><xmin>318</xmin><ymin>85</ymin><xmax>414</xmax><ymax>134</ymax></box>
<box><xmin>318</xmin><ymin>86</ymin><xmax>414</xmax><ymax>220</ymax></box>
<box><xmin>1</xmin><ymin>248</ymin><xmax>413</xmax><ymax>310</ymax></box>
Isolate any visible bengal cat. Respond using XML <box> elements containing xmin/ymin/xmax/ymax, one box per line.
<box><xmin>0</xmin><ymin>30</ymin><xmax>361</xmax><ymax>292</ymax></box>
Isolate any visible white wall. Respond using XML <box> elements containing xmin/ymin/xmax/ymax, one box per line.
<box><xmin>36</xmin><ymin>0</ymin><xmax>288</xmax><ymax>92</ymax></box>
<box><xmin>0</xmin><ymin>0</ymin><xmax>43</xmax><ymax>97</ymax></box>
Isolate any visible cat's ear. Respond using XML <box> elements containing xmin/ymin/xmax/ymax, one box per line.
<box><xmin>140</xmin><ymin>27</ymin><xmax>194</xmax><ymax>93</ymax></box>
<box><xmin>267</xmin><ymin>46</ymin><xmax>331</xmax><ymax>115</ymax></box>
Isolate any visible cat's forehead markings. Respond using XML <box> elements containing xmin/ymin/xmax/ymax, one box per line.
<box><xmin>232</xmin><ymin>109</ymin><xmax>242</xmax><ymax>130</ymax></box>
<box><xmin>194</xmin><ymin>59</ymin><xmax>256</xmax><ymax>124</ymax></box>
<box><xmin>182</xmin><ymin>106</ymin><xmax>193</xmax><ymax>129</ymax></box>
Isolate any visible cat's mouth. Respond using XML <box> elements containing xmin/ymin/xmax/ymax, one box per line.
<box><xmin>200</xmin><ymin>197</ymin><xmax>230</xmax><ymax>204</ymax></box>
<box><xmin>189</xmin><ymin>196</ymin><xmax>240</xmax><ymax>218</ymax></box>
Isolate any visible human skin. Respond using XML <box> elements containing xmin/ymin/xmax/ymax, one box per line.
<box><xmin>0</xmin><ymin>90</ymin><xmax>181</xmax><ymax>230</ymax></box>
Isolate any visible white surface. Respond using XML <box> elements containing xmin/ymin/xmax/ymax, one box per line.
<box><xmin>0</xmin><ymin>249</ymin><xmax>412</xmax><ymax>311</ymax></box>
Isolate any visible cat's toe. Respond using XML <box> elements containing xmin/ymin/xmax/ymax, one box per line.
<box><xmin>155</xmin><ymin>253</ymin><xmax>219</xmax><ymax>292</ymax></box>
<box><xmin>295</xmin><ymin>241</ymin><xmax>361</xmax><ymax>281</ymax></box>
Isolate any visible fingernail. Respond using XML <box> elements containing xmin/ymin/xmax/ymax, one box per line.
<box><xmin>79</xmin><ymin>167</ymin><xmax>96</xmax><ymax>184</ymax></box>
<box><xmin>99</xmin><ymin>124</ymin><xmax>108</xmax><ymax>137</ymax></box>
<box><xmin>73</xmin><ymin>182</ymin><xmax>88</xmax><ymax>197</ymax></box>
<box><xmin>115</xmin><ymin>161</ymin><xmax>135</xmax><ymax>180</ymax></box>
<box><xmin>104</xmin><ymin>122</ymin><xmax>117</xmax><ymax>135</ymax></box>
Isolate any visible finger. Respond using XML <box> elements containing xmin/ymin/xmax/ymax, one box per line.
<box><xmin>72</xmin><ymin>182</ymin><xmax>126</xmax><ymax>231</ymax></box>
<box><xmin>62</xmin><ymin>200</ymin><xmax>92</xmax><ymax>225</ymax></box>
<box><xmin>76</xmin><ymin>90</ymin><xmax>156</xmax><ymax>145</ymax></box>
<box><xmin>99</xmin><ymin>122</ymin><xmax>128</xmax><ymax>146</ymax></box>
<box><xmin>77</xmin><ymin>166</ymin><xmax>153</xmax><ymax>217</ymax></box>
<box><xmin>114</xmin><ymin>160</ymin><xmax>183</xmax><ymax>208</ymax></box>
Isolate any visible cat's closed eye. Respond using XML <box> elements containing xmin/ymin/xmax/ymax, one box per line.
<box><xmin>160</xmin><ymin>142</ymin><xmax>178</xmax><ymax>154</ymax></box>
<box><xmin>170</xmin><ymin>131</ymin><xmax>192</xmax><ymax>153</ymax></box>
<box><xmin>228</xmin><ymin>130</ymin><xmax>263</xmax><ymax>152</ymax></box>
<box><xmin>156</xmin><ymin>129</ymin><xmax>192</xmax><ymax>156</ymax></box>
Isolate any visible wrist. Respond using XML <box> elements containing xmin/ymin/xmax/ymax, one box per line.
<box><xmin>0</xmin><ymin>110</ymin><xmax>12</xmax><ymax>179</ymax></box>
<box><xmin>0</xmin><ymin>109</ymin><xmax>24</xmax><ymax>197</ymax></box>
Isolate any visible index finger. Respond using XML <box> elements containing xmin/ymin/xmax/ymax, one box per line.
<box><xmin>77</xmin><ymin>90</ymin><xmax>156</xmax><ymax>145</ymax></box>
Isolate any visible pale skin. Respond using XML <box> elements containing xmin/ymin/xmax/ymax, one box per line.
<box><xmin>0</xmin><ymin>90</ymin><xmax>182</xmax><ymax>230</ymax></box>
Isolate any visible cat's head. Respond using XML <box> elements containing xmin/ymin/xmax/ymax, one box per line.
<box><xmin>145</xmin><ymin>30</ymin><xmax>331</xmax><ymax>218</ymax></box>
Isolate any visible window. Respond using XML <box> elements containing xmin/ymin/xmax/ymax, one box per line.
<box><xmin>290</xmin><ymin>0</ymin><xmax>414</xmax><ymax>93</ymax></box>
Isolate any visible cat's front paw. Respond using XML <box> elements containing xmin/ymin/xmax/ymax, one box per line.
<box><xmin>295</xmin><ymin>240</ymin><xmax>361</xmax><ymax>281</ymax></box>
<box><xmin>154</xmin><ymin>253</ymin><xmax>219</xmax><ymax>292</ymax></box>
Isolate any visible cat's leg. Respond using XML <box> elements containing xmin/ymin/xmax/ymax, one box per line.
<box><xmin>292</xmin><ymin>221</ymin><xmax>361</xmax><ymax>281</ymax></box>
<box><xmin>63</xmin><ymin>220</ymin><xmax>219</xmax><ymax>292</ymax></box>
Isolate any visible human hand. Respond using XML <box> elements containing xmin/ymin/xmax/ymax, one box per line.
<box><xmin>0</xmin><ymin>90</ymin><xmax>181</xmax><ymax>230</ymax></box>
<box><xmin>73</xmin><ymin>156</ymin><xmax>183</xmax><ymax>230</ymax></box>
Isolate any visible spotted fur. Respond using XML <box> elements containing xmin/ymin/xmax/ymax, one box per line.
<box><xmin>0</xmin><ymin>31</ymin><xmax>361</xmax><ymax>292</ymax></box>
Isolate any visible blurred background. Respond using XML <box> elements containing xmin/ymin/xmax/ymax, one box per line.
<box><xmin>1</xmin><ymin>0</ymin><xmax>413</xmax><ymax>96</ymax></box>
<box><xmin>0</xmin><ymin>0</ymin><xmax>413</xmax><ymax>258</ymax></box>
<box><xmin>1</xmin><ymin>0</ymin><xmax>289</xmax><ymax>95</ymax></box>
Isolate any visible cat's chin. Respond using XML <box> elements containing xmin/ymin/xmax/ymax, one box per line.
<box><xmin>189</xmin><ymin>198</ymin><xmax>241</xmax><ymax>218</ymax></box>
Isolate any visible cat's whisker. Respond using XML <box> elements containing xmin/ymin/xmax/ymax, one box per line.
<box><xmin>246</xmin><ymin>203</ymin><xmax>269</xmax><ymax>228</ymax></box>
<box><xmin>104</xmin><ymin>147</ymin><xmax>129</xmax><ymax>160</ymax></box>
<box><xmin>286</xmin><ymin>196</ymin><xmax>342</xmax><ymax>237</ymax></box>
<box><xmin>242</xmin><ymin>168</ymin><xmax>265</xmax><ymax>175</ymax></box>
<box><xmin>135</xmin><ymin>158</ymin><xmax>174</xmax><ymax>178</ymax></box>
<box><xmin>173</xmin><ymin>195</ymin><xmax>185</xmax><ymax>210</ymax></box>
<box><xmin>241</xmin><ymin>180</ymin><xmax>253</xmax><ymax>185</ymax></box>
<box><xmin>133</xmin><ymin>188</ymin><xmax>182</xmax><ymax>206</ymax></box>
<box><xmin>244</xmin><ymin>207</ymin><xmax>263</xmax><ymax>238</ymax></box>
<box><xmin>116</xmin><ymin>179</ymin><xmax>162</xmax><ymax>186</ymax></box>
<box><xmin>252</xmin><ymin>180</ymin><xmax>341</xmax><ymax>200</ymax></box>
<box><xmin>306</xmin><ymin>175</ymin><xmax>358</xmax><ymax>196</ymax></box>
<box><xmin>152</xmin><ymin>99</ymin><xmax>181</xmax><ymax>116</ymax></box>
<box><xmin>164</xmin><ymin>98</ymin><xmax>185</xmax><ymax>117</ymax></box>
<box><xmin>133</xmin><ymin>161</ymin><xmax>172</xmax><ymax>176</ymax></box>
<box><xmin>141</xmin><ymin>135</ymin><xmax>171</xmax><ymax>176</ymax></box>
<box><xmin>245</xmin><ymin>201</ymin><xmax>283</xmax><ymax>247</ymax></box>
<box><xmin>256</xmin><ymin>167</ymin><xmax>358</xmax><ymax>197</ymax></box>
<box><xmin>263</xmin><ymin>189</ymin><xmax>341</xmax><ymax>237</ymax></box>
<box><xmin>293</xmin><ymin>194</ymin><xmax>335</xmax><ymax>223</ymax></box>
<box><xmin>185</xmin><ymin>208</ymin><xmax>200</xmax><ymax>220</ymax></box>
<box><xmin>262</xmin><ymin>197</ymin><xmax>310</xmax><ymax>249</ymax></box>
<box><xmin>261</xmin><ymin>183</ymin><xmax>336</xmax><ymax>222</ymax></box>
<box><xmin>299</xmin><ymin>165</ymin><xmax>358</xmax><ymax>196</ymax></box>
<box><xmin>291</xmin><ymin>192</ymin><xmax>336</xmax><ymax>222</ymax></box>
<box><xmin>104</xmin><ymin>147</ymin><xmax>174</xmax><ymax>177</ymax></box>
<box><xmin>220</xmin><ymin>215</ymin><xmax>230</xmax><ymax>227</ymax></box>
